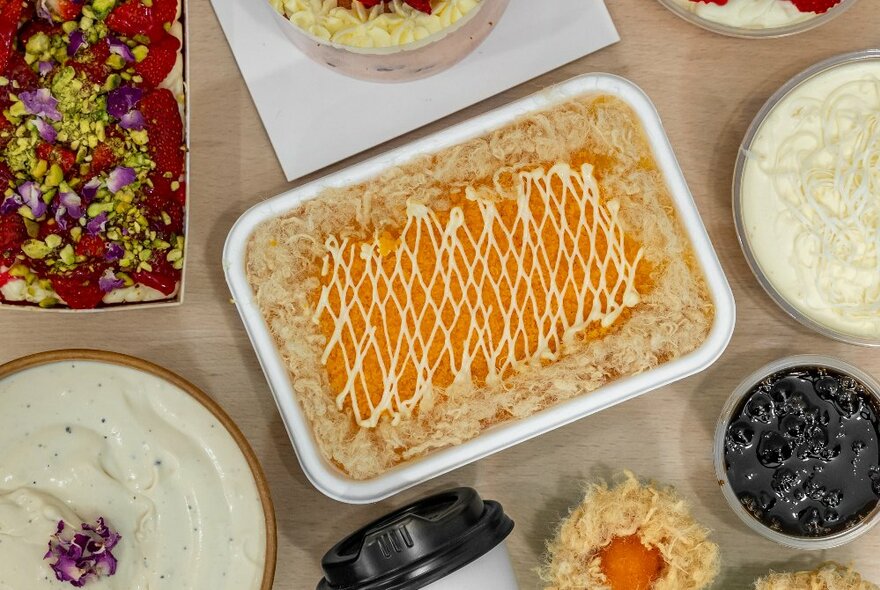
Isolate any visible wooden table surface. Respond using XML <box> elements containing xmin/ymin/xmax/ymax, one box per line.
<box><xmin>3</xmin><ymin>0</ymin><xmax>880</xmax><ymax>587</ymax></box>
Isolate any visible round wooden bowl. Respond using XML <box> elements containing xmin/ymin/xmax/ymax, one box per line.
<box><xmin>0</xmin><ymin>349</ymin><xmax>277</xmax><ymax>590</ymax></box>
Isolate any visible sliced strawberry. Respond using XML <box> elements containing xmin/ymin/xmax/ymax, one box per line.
<box><xmin>36</xmin><ymin>142</ymin><xmax>76</xmax><ymax>174</ymax></box>
<box><xmin>152</xmin><ymin>0</ymin><xmax>178</xmax><ymax>27</ymax></box>
<box><xmin>0</xmin><ymin>213</ymin><xmax>26</xmax><ymax>254</ymax></box>
<box><xmin>132</xmin><ymin>254</ymin><xmax>179</xmax><ymax>295</ymax></box>
<box><xmin>51</xmin><ymin>270</ymin><xmax>106</xmax><ymax>309</ymax></box>
<box><xmin>5</xmin><ymin>51</ymin><xmax>39</xmax><ymax>90</ymax></box>
<box><xmin>0</xmin><ymin>161</ymin><xmax>14</xmax><ymax>193</ymax></box>
<box><xmin>53</xmin><ymin>0</ymin><xmax>82</xmax><ymax>21</ymax></box>
<box><xmin>0</xmin><ymin>0</ymin><xmax>23</xmax><ymax>75</ymax></box>
<box><xmin>37</xmin><ymin>219</ymin><xmax>68</xmax><ymax>240</ymax></box>
<box><xmin>75</xmin><ymin>234</ymin><xmax>105</xmax><ymax>258</ymax></box>
<box><xmin>141</xmin><ymin>88</ymin><xmax>183</xmax><ymax>179</ymax></box>
<box><xmin>134</xmin><ymin>33</ymin><xmax>179</xmax><ymax>88</ymax></box>
<box><xmin>106</xmin><ymin>0</ymin><xmax>167</xmax><ymax>42</ymax></box>
<box><xmin>404</xmin><ymin>0</ymin><xmax>432</xmax><ymax>13</ymax></box>
<box><xmin>789</xmin><ymin>0</ymin><xmax>841</xmax><ymax>12</ymax></box>
<box><xmin>88</xmin><ymin>143</ymin><xmax>118</xmax><ymax>179</ymax></box>
<box><xmin>70</xmin><ymin>38</ymin><xmax>110</xmax><ymax>85</ymax></box>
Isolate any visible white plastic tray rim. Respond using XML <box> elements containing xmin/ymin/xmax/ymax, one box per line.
<box><xmin>223</xmin><ymin>73</ymin><xmax>737</xmax><ymax>504</ymax></box>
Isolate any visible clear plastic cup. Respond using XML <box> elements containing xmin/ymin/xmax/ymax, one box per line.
<box><xmin>656</xmin><ymin>0</ymin><xmax>859</xmax><ymax>38</ymax></box>
<box><xmin>714</xmin><ymin>354</ymin><xmax>880</xmax><ymax>549</ymax></box>
<box><xmin>270</xmin><ymin>0</ymin><xmax>510</xmax><ymax>82</ymax></box>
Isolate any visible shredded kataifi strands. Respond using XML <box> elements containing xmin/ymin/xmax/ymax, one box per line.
<box><xmin>246</xmin><ymin>95</ymin><xmax>714</xmax><ymax>479</ymax></box>
<box><xmin>540</xmin><ymin>472</ymin><xmax>720</xmax><ymax>590</ymax></box>
<box><xmin>755</xmin><ymin>563</ymin><xmax>879</xmax><ymax>590</ymax></box>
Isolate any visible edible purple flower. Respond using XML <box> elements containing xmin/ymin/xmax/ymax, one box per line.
<box><xmin>0</xmin><ymin>194</ymin><xmax>22</xmax><ymax>215</ymax></box>
<box><xmin>105</xmin><ymin>242</ymin><xmax>124</xmax><ymax>262</ymax></box>
<box><xmin>106</xmin><ymin>86</ymin><xmax>142</xmax><ymax>119</ymax></box>
<box><xmin>107</xmin><ymin>167</ymin><xmax>135</xmax><ymax>193</ymax></box>
<box><xmin>19</xmin><ymin>88</ymin><xmax>61</xmax><ymax>121</ymax></box>
<box><xmin>60</xmin><ymin>191</ymin><xmax>83</xmax><ymax>219</ymax></box>
<box><xmin>18</xmin><ymin>182</ymin><xmax>46</xmax><ymax>218</ymax></box>
<box><xmin>33</xmin><ymin>118</ymin><xmax>57</xmax><ymax>143</ymax></box>
<box><xmin>68</xmin><ymin>31</ymin><xmax>87</xmax><ymax>57</ymax></box>
<box><xmin>36</xmin><ymin>0</ymin><xmax>52</xmax><ymax>22</ymax></box>
<box><xmin>45</xmin><ymin>518</ymin><xmax>121</xmax><ymax>587</ymax></box>
<box><xmin>98</xmin><ymin>269</ymin><xmax>124</xmax><ymax>292</ymax></box>
<box><xmin>81</xmin><ymin>178</ymin><xmax>101</xmax><ymax>202</ymax></box>
<box><xmin>54</xmin><ymin>204</ymin><xmax>69</xmax><ymax>230</ymax></box>
<box><xmin>119</xmin><ymin>110</ymin><xmax>144</xmax><ymax>131</ymax></box>
<box><xmin>86</xmin><ymin>212</ymin><xmax>108</xmax><ymax>236</ymax></box>
<box><xmin>107</xmin><ymin>37</ymin><xmax>134</xmax><ymax>63</ymax></box>
<box><xmin>38</xmin><ymin>61</ymin><xmax>54</xmax><ymax>76</ymax></box>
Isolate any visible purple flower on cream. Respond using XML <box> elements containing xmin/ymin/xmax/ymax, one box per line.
<box><xmin>44</xmin><ymin>518</ymin><xmax>121</xmax><ymax>587</ymax></box>
<box><xmin>99</xmin><ymin>269</ymin><xmax>125</xmax><ymax>292</ymax></box>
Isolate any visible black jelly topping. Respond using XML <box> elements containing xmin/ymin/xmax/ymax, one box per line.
<box><xmin>725</xmin><ymin>366</ymin><xmax>880</xmax><ymax>538</ymax></box>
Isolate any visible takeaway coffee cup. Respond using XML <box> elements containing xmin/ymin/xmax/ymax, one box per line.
<box><xmin>317</xmin><ymin>487</ymin><xmax>518</xmax><ymax>590</ymax></box>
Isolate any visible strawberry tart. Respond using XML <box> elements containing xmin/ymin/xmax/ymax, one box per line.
<box><xmin>0</xmin><ymin>0</ymin><xmax>186</xmax><ymax>309</ymax></box>
<box><xmin>670</xmin><ymin>0</ymin><xmax>848</xmax><ymax>31</ymax></box>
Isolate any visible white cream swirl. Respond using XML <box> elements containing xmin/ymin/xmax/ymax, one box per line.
<box><xmin>672</xmin><ymin>0</ymin><xmax>819</xmax><ymax>29</ymax></box>
<box><xmin>272</xmin><ymin>0</ymin><xmax>481</xmax><ymax>48</ymax></box>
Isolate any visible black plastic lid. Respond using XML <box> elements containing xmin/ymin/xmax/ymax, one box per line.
<box><xmin>317</xmin><ymin>488</ymin><xmax>514</xmax><ymax>590</ymax></box>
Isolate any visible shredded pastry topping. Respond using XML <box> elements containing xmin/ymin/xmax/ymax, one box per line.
<box><xmin>314</xmin><ymin>162</ymin><xmax>644</xmax><ymax>427</ymax></box>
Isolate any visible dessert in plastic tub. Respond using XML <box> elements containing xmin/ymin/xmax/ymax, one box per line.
<box><xmin>0</xmin><ymin>349</ymin><xmax>276</xmax><ymax>590</ymax></box>
<box><xmin>268</xmin><ymin>0</ymin><xmax>510</xmax><ymax>82</ymax></box>
<box><xmin>224</xmin><ymin>73</ymin><xmax>735</xmax><ymax>503</ymax></box>
<box><xmin>0</xmin><ymin>0</ymin><xmax>189</xmax><ymax>311</ymax></box>
<box><xmin>754</xmin><ymin>563</ymin><xmax>878</xmax><ymax>590</ymax></box>
<box><xmin>734</xmin><ymin>50</ymin><xmax>880</xmax><ymax>345</ymax></box>
<box><xmin>656</xmin><ymin>0</ymin><xmax>858</xmax><ymax>38</ymax></box>
<box><xmin>715</xmin><ymin>355</ymin><xmax>880</xmax><ymax>550</ymax></box>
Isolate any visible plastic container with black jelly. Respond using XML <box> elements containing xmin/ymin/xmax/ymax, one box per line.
<box><xmin>715</xmin><ymin>355</ymin><xmax>880</xmax><ymax>549</ymax></box>
<box><xmin>317</xmin><ymin>488</ymin><xmax>517</xmax><ymax>590</ymax></box>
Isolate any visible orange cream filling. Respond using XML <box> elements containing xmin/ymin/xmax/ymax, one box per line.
<box><xmin>314</xmin><ymin>158</ymin><xmax>650</xmax><ymax>427</ymax></box>
<box><xmin>598</xmin><ymin>535</ymin><xmax>665</xmax><ymax>590</ymax></box>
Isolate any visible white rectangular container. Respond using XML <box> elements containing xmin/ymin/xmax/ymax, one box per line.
<box><xmin>223</xmin><ymin>74</ymin><xmax>736</xmax><ymax>504</ymax></box>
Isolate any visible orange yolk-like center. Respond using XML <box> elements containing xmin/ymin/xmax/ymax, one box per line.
<box><xmin>598</xmin><ymin>535</ymin><xmax>665</xmax><ymax>590</ymax></box>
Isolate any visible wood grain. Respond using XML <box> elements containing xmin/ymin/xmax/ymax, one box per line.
<box><xmin>2</xmin><ymin>0</ymin><xmax>880</xmax><ymax>587</ymax></box>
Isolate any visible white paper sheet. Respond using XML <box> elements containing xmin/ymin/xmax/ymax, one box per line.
<box><xmin>210</xmin><ymin>0</ymin><xmax>619</xmax><ymax>181</ymax></box>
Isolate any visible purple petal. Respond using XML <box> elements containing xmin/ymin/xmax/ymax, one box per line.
<box><xmin>18</xmin><ymin>182</ymin><xmax>46</xmax><ymax>218</ymax></box>
<box><xmin>105</xmin><ymin>242</ymin><xmax>123</xmax><ymax>262</ymax></box>
<box><xmin>68</xmin><ymin>31</ymin><xmax>87</xmax><ymax>57</ymax></box>
<box><xmin>81</xmin><ymin>178</ymin><xmax>101</xmax><ymax>202</ymax></box>
<box><xmin>107</xmin><ymin>167</ymin><xmax>135</xmax><ymax>193</ymax></box>
<box><xmin>45</xmin><ymin>518</ymin><xmax>121</xmax><ymax>587</ymax></box>
<box><xmin>60</xmin><ymin>191</ymin><xmax>83</xmax><ymax>219</ymax></box>
<box><xmin>86</xmin><ymin>212</ymin><xmax>107</xmax><ymax>236</ymax></box>
<box><xmin>55</xmin><ymin>205</ymin><xmax>69</xmax><ymax>230</ymax></box>
<box><xmin>36</xmin><ymin>0</ymin><xmax>52</xmax><ymax>22</ymax></box>
<box><xmin>34</xmin><ymin>118</ymin><xmax>57</xmax><ymax>143</ymax></box>
<box><xmin>98</xmin><ymin>269</ymin><xmax>124</xmax><ymax>292</ymax></box>
<box><xmin>0</xmin><ymin>195</ymin><xmax>22</xmax><ymax>215</ymax></box>
<box><xmin>119</xmin><ymin>109</ymin><xmax>144</xmax><ymax>130</ymax></box>
<box><xmin>106</xmin><ymin>86</ymin><xmax>142</xmax><ymax>119</ymax></box>
<box><xmin>107</xmin><ymin>37</ymin><xmax>134</xmax><ymax>63</ymax></box>
<box><xmin>38</xmin><ymin>61</ymin><xmax>54</xmax><ymax>76</ymax></box>
<box><xmin>19</xmin><ymin>88</ymin><xmax>61</xmax><ymax>121</ymax></box>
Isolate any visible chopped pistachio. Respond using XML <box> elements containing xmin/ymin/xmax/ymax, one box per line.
<box><xmin>70</xmin><ymin>226</ymin><xmax>82</xmax><ymax>242</ymax></box>
<box><xmin>38</xmin><ymin>297</ymin><xmax>59</xmax><ymax>308</ymax></box>
<box><xmin>44</xmin><ymin>234</ymin><xmax>63</xmax><ymax>249</ymax></box>
<box><xmin>87</xmin><ymin>201</ymin><xmax>114</xmax><ymax>217</ymax></box>
<box><xmin>117</xmin><ymin>272</ymin><xmax>134</xmax><ymax>287</ymax></box>
<box><xmin>8</xmin><ymin>264</ymin><xmax>30</xmax><ymax>278</ymax></box>
<box><xmin>62</xmin><ymin>21</ymin><xmax>79</xmax><ymax>34</ymax></box>
<box><xmin>22</xmin><ymin>239</ymin><xmax>51</xmax><ymax>259</ymax></box>
<box><xmin>23</xmin><ymin>218</ymin><xmax>39</xmax><ymax>238</ymax></box>
<box><xmin>106</xmin><ymin>54</ymin><xmax>126</xmax><ymax>70</ymax></box>
<box><xmin>59</xmin><ymin>244</ymin><xmax>75</xmax><ymax>265</ymax></box>
<box><xmin>172</xmin><ymin>258</ymin><xmax>183</xmax><ymax>270</ymax></box>
<box><xmin>132</xmin><ymin>45</ymin><xmax>149</xmax><ymax>63</ymax></box>
<box><xmin>46</xmin><ymin>163</ymin><xmax>64</xmax><ymax>187</ymax></box>
<box><xmin>138</xmin><ymin>248</ymin><xmax>152</xmax><ymax>262</ymax></box>
<box><xmin>166</xmin><ymin>248</ymin><xmax>182</xmax><ymax>263</ymax></box>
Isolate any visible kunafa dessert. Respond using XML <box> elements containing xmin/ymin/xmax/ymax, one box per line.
<box><xmin>671</xmin><ymin>0</ymin><xmax>846</xmax><ymax>31</ymax></box>
<box><xmin>539</xmin><ymin>472</ymin><xmax>720</xmax><ymax>590</ymax></box>
<box><xmin>246</xmin><ymin>94</ymin><xmax>715</xmax><ymax>479</ymax></box>
<box><xmin>755</xmin><ymin>563</ymin><xmax>879</xmax><ymax>590</ymax></box>
<box><xmin>739</xmin><ymin>56</ymin><xmax>880</xmax><ymax>342</ymax></box>
<box><xmin>0</xmin><ymin>0</ymin><xmax>186</xmax><ymax>309</ymax></box>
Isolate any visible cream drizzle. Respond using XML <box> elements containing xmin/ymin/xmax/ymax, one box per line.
<box><xmin>313</xmin><ymin>163</ymin><xmax>643</xmax><ymax>428</ymax></box>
